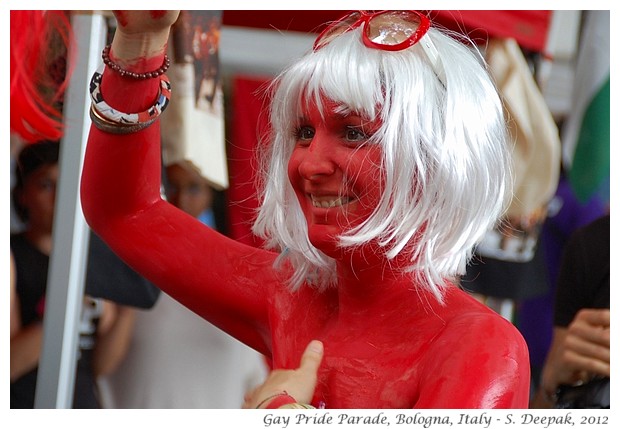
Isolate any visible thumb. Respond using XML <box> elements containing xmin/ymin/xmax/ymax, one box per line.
<box><xmin>298</xmin><ymin>340</ymin><xmax>324</xmax><ymax>374</ymax></box>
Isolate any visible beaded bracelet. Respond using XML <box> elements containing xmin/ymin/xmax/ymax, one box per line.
<box><xmin>102</xmin><ymin>44</ymin><xmax>171</xmax><ymax>80</ymax></box>
<box><xmin>89</xmin><ymin>63</ymin><xmax>171</xmax><ymax>130</ymax></box>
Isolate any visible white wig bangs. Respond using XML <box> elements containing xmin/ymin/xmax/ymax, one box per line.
<box><xmin>252</xmin><ymin>27</ymin><xmax>512</xmax><ymax>302</ymax></box>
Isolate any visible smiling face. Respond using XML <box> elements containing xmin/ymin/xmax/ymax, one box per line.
<box><xmin>287</xmin><ymin>98</ymin><xmax>384</xmax><ymax>257</ymax></box>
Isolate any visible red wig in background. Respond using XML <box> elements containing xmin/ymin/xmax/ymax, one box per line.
<box><xmin>10</xmin><ymin>10</ymin><xmax>74</xmax><ymax>143</ymax></box>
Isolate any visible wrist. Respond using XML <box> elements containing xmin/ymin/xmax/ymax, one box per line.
<box><xmin>543</xmin><ymin>387</ymin><xmax>558</xmax><ymax>403</ymax></box>
<box><xmin>255</xmin><ymin>391</ymin><xmax>316</xmax><ymax>410</ymax></box>
<box><xmin>266</xmin><ymin>393</ymin><xmax>297</xmax><ymax>409</ymax></box>
<box><xmin>256</xmin><ymin>391</ymin><xmax>296</xmax><ymax>409</ymax></box>
<box><xmin>110</xmin><ymin>30</ymin><xmax>170</xmax><ymax>72</ymax></box>
<box><xmin>541</xmin><ymin>380</ymin><xmax>558</xmax><ymax>403</ymax></box>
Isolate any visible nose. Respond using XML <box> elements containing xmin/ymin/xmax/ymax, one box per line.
<box><xmin>296</xmin><ymin>135</ymin><xmax>336</xmax><ymax>180</ymax></box>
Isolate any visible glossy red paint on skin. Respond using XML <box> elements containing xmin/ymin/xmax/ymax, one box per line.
<box><xmin>101</xmin><ymin>46</ymin><xmax>164</xmax><ymax>111</ymax></box>
<box><xmin>288</xmin><ymin>98</ymin><xmax>384</xmax><ymax>258</ymax></box>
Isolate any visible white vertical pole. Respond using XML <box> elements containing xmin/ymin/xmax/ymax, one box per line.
<box><xmin>34</xmin><ymin>11</ymin><xmax>106</xmax><ymax>409</ymax></box>
<box><xmin>537</xmin><ymin>10</ymin><xmax>582</xmax><ymax>119</ymax></box>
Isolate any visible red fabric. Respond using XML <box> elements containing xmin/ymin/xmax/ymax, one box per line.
<box><xmin>227</xmin><ymin>75</ymin><xmax>271</xmax><ymax>247</ymax></box>
<box><xmin>430</xmin><ymin>10</ymin><xmax>551</xmax><ymax>52</ymax></box>
<box><xmin>222</xmin><ymin>10</ymin><xmax>551</xmax><ymax>53</ymax></box>
<box><xmin>222</xmin><ymin>10</ymin><xmax>348</xmax><ymax>34</ymax></box>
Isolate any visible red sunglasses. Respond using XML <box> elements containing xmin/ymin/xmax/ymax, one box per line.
<box><xmin>314</xmin><ymin>10</ymin><xmax>445</xmax><ymax>85</ymax></box>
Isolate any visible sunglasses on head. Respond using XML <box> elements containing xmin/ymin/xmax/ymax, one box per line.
<box><xmin>314</xmin><ymin>10</ymin><xmax>446</xmax><ymax>86</ymax></box>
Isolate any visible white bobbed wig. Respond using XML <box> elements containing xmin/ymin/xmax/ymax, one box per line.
<box><xmin>252</xmin><ymin>24</ymin><xmax>512</xmax><ymax>303</ymax></box>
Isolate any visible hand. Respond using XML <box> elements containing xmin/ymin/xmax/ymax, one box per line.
<box><xmin>111</xmin><ymin>11</ymin><xmax>180</xmax><ymax>63</ymax></box>
<box><xmin>561</xmin><ymin>308</ymin><xmax>610</xmax><ymax>382</ymax></box>
<box><xmin>113</xmin><ymin>11</ymin><xmax>180</xmax><ymax>35</ymax></box>
<box><xmin>534</xmin><ymin>308</ymin><xmax>610</xmax><ymax>408</ymax></box>
<box><xmin>541</xmin><ymin>308</ymin><xmax>610</xmax><ymax>402</ymax></box>
<box><xmin>243</xmin><ymin>340</ymin><xmax>324</xmax><ymax>408</ymax></box>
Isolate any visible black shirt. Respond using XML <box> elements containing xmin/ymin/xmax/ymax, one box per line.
<box><xmin>553</xmin><ymin>214</ymin><xmax>610</xmax><ymax>327</ymax></box>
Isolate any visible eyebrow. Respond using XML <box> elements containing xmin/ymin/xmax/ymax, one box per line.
<box><xmin>296</xmin><ymin>109</ymin><xmax>369</xmax><ymax>123</ymax></box>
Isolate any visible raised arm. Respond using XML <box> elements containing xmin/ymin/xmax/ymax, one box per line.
<box><xmin>81</xmin><ymin>11</ymin><xmax>275</xmax><ymax>355</ymax></box>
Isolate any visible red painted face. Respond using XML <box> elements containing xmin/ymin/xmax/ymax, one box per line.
<box><xmin>287</xmin><ymin>98</ymin><xmax>384</xmax><ymax>256</ymax></box>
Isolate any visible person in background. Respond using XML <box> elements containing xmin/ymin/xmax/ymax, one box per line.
<box><xmin>98</xmin><ymin>159</ymin><xmax>267</xmax><ymax>408</ymax></box>
<box><xmin>518</xmin><ymin>172</ymin><xmax>608</xmax><ymax>400</ymax></box>
<box><xmin>10</xmin><ymin>252</ymin><xmax>19</xmax><ymax>338</ymax></box>
<box><xmin>10</xmin><ymin>140</ymin><xmax>136</xmax><ymax>408</ymax></box>
<box><xmin>532</xmin><ymin>214</ymin><xmax>610</xmax><ymax>408</ymax></box>
<box><xmin>165</xmin><ymin>160</ymin><xmax>219</xmax><ymax>226</ymax></box>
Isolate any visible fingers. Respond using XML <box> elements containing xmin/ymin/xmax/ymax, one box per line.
<box><xmin>575</xmin><ymin>308</ymin><xmax>610</xmax><ymax>328</ymax></box>
<box><xmin>113</xmin><ymin>11</ymin><xmax>180</xmax><ymax>33</ymax></box>
<box><xmin>562</xmin><ymin>309</ymin><xmax>611</xmax><ymax>378</ymax></box>
<box><xmin>569</xmin><ymin>310</ymin><xmax>610</xmax><ymax>348</ymax></box>
<box><xmin>298</xmin><ymin>340</ymin><xmax>324</xmax><ymax>375</ymax></box>
<box><xmin>565</xmin><ymin>329</ymin><xmax>610</xmax><ymax>360</ymax></box>
<box><xmin>111</xmin><ymin>11</ymin><xmax>179</xmax><ymax>61</ymax></box>
<box><xmin>563</xmin><ymin>334</ymin><xmax>611</xmax><ymax>377</ymax></box>
<box><xmin>242</xmin><ymin>340</ymin><xmax>324</xmax><ymax>409</ymax></box>
<box><xmin>563</xmin><ymin>349</ymin><xmax>611</xmax><ymax>378</ymax></box>
<box><xmin>284</xmin><ymin>340</ymin><xmax>323</xmax><ymax>404</ymax></box>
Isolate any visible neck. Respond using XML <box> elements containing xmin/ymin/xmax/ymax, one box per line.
<box><xmin>334</xmin><ymin>254</ymin><xmax>422</xmax><ymax>325</ymax></box>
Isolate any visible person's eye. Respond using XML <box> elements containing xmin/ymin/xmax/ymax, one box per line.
<box><xmin>294</xmin><ymin>126</ymin><xmax>315</xmax><ymax>145</ymax></box>
<box><xmin>344</xmin><ymin>126</ymin><xmax>369</xmax><ymax>143</ymax></box>
<box><xmin>187</xmin><ymin>184</ymin><xmax>203</xmax><ymax>195</ymax></box>
<box><xmin>39</xmin><ymin>179</ymin><xmax>56</xmax><ymax>192</ymax></box>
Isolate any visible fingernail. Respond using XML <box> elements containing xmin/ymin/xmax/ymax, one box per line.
<box><xmin>309</xmin><ymin>340</ymin><xmax>324</xmax><ymax>354</ymax></box>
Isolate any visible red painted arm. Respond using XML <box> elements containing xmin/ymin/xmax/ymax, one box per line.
<box><xmin>80</xmin><ymin>25</ymin><xmax>276</xmax><ymax>356</ymax></box>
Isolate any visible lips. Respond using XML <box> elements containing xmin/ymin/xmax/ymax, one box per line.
<box><xmin>310</xmin><ymin>194</ymin><xmax>354</xmax><ymax>208</ymax></box>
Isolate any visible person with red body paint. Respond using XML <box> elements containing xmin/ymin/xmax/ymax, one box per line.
<box><xmin>81</xmin><ymin>10</ymin><xmax>530</xmax><ymax>408</ymax></box>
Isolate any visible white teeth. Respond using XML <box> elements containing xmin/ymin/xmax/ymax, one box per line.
<box><xmin>311</xmin><ymin>196</ymin><xmax>351</xmax><ymax>208</ymax></box>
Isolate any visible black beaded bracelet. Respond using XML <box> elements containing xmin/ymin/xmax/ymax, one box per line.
<box><xmin>102</xmin><ymin>44</ymin><xmax>171</xmax><ymax>80</ymax></box>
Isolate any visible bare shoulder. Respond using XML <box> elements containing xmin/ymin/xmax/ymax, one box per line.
<box><xmin>414</xmin><ymin>289</ymin><xmax>531</xmax><ymax>408</ymax></box>
<box><xmin>430</xmin><ymin>287</ymin><xmax>529</xmax><ymax>357</ymax></box>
